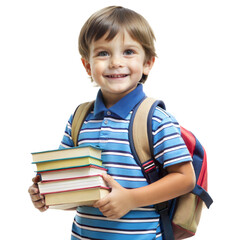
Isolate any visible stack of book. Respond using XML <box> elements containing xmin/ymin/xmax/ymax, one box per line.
<box><xmin>31</xmin><ymin>145</ymin><xmax>109</xmax><ymax>210</ymax></box>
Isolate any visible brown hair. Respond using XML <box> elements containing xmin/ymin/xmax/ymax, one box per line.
<box><xmin>78</xmin><ymin>6</ymin><xmax>156</xmax><ymax>83</ymax></box>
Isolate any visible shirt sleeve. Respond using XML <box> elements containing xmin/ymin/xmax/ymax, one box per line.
<box><xmin>152</xmin><ymin>107</ymin><xmax>192</xmax><ymax>168</ymax></box>
<box><xmin>59</xmin><ymin>114</ymin><xmax>74</xmax><ymax>149</ymax></box>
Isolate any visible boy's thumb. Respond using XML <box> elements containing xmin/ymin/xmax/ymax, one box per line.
<box><xmin>102</xmin><ymin>173</ymin><xmax>120</xmax><ymax>189</ymax></box>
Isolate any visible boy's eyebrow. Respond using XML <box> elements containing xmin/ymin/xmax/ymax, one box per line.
<box><xmin>124</xmin><ymin>44</ymin><xmax>142</xmax><ymax>50</ymax></box>
<box><xmin>92</xmin><ymin>46</ymin><xmax>107</xmax><ymax>51</ymax></box>
<box><xmin>91</xmin><ymin>44</ymin><xmax>109</xmax><ymax>53</ymax></box>
<box><xmin>92</xmin><ymin>44</ymin><xmax>141</xmax><ymax>51</ymax></box>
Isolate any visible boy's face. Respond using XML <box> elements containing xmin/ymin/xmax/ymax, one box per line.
<box><xmin>82</xmin><ymin>30</ymin><xmax>155</xmax><ymax>106</ymax></box>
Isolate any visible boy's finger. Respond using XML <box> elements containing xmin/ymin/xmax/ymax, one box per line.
<box><xmin>31</xmin><ymin>193</ymin><xmax>44</xmax><ymax>202</ymax></box>
<box><xmin>39</xmin><ymin>205</ymin><xmax>49</xmax><ymax>212</ymax></box>
<box><xmin>98</xmin><ymin>203</ymin><xmax>111</xmax><ymax>213</ymax></box>
<box><xmin>33</xmin><ymin>199</ymin><xmax>46</xmax><ymax>209</ymax></box>
<box><xmin>28</xmin><ymin>185</ymin><xmax>39</xmax><ymax>195</ymax></box>
<box><xmin>93</xmin><ymin>195</ymin><xmax>109</xmax><ymax>208</ymax></box>
<box><xmin>32</xmin><ymin>175</ymin><xmax>41</xmax><ymax>183</ymax></box>
<box><xmin>100</xmin><ymin>208</ymin><xmax>113</xmax><ymax>218</ymax></box>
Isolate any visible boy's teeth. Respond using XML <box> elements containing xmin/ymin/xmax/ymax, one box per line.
<box><xmin>108</xmin><ymin>74</ymin><xmax>127</xmax><ymax>78</ymax></box>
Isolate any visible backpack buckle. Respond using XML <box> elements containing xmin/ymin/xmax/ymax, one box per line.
<box><xmin>154</xmin><ymin>201</ymin><xmax>169</xmax><ymax>214</ymax></box>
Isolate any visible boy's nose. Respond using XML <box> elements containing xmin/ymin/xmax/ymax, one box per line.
<box><xmin>109</xmin><ymin>55</ymin><xmax>123</xmax><ymax>68</ymax></box>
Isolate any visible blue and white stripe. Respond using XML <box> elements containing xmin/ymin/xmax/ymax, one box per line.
<box><xmin>152</xmin><ymin>108</ymin><xmax>192</xmax><ymax>169</ymax></box>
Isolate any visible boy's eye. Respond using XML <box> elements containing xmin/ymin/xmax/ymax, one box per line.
<box><xmin>97</xmin><ymin>51</ymin><xmax>109</xmax><ymax>57</ymax></box>
<box><xmin>124</xmin><ymin>49</ymin><xmax>135</xmax><ymax>55</ymax></box>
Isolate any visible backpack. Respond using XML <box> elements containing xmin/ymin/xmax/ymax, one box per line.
<box><xmin>71</xmin><ymin>97</ymin><xmax>213</xmax><ymax>240</ymax></box>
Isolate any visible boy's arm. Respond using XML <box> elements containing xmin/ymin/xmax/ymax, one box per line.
<box><xmin>94</xmin><ymin>161</ymin><xmax>195</xmax><ymax>219</ymax></box>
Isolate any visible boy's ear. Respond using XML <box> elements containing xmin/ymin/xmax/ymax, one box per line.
<box><xmin>81</xmin><ymin>58</ymin><xmax>92</xmax><ymax>76</ymax></box>
<box><xmin>143</xmin><ymin>57</ymin><xmax>155</xmax><ymax>76</ymax></box>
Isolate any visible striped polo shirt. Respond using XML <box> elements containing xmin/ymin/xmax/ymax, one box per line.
<box><xmin>59</xmin><ymin>84</ymin><xmax>192</xmax><ymax>240</ymax></box>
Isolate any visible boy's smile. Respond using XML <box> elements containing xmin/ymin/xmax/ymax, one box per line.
<box><xmin>104</xmin><ymin>74</ymin><xmax>129</xmax><ymax>79</ymax></box>
<box><xmin>82</xmin><ymin>30</ymin><xmax>154</xmax><ymax>108</ymax></box>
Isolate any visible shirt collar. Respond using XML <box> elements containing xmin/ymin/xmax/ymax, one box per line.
<box><xmin>94</xmin><ymin>84</ymin><xmax>146</xmax><ymax>119</ymax></box>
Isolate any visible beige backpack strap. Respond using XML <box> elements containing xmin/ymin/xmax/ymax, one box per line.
<box><xmin>71</xmin><ymin>101</ymin><xmax>95</xmax><ymax>147</ymax></box>
<box><xmin>132</xmin><ymin>97</ymin><xmax>157</xmax><ymax>164</ymax></box>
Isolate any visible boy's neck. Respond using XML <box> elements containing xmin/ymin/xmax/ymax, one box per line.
<box><xmin>101</xmin><ymin>92</ymin><xmax>124</xmax><ymax>109</ymax></box>
<box><xmin>101</xmin><ymin>85</ymin><xmax>138</xmax><ymax>109</ymax></box>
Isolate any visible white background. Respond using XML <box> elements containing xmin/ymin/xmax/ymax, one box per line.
<box><xmin>1</xmin><ymin>0</ymin><xmax>239</xmax><ymax>239</ymax></box>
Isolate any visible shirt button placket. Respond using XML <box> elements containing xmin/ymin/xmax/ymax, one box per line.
<box><xmin>104</xmin><ymin>111</ymin><xmax>111</xmax><ymax>125</ymax></box>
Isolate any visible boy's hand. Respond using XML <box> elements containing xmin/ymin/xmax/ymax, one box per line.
<box><xmin>93</xmin><ymin>174</ymin><xmax>135</xmax><ymax>219</ymax></box>
<box><xmin>28</xmin><ymin>175</ymin><xmax>48</xmax><ymax>212</ymax></box>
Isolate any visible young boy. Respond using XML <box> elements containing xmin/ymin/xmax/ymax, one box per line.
<box><xmin>29</xmin><ymin>6</ymin><xmax>195</xmax><ymax>240</ymax></box>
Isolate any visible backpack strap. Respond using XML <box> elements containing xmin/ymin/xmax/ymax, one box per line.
<box><xmin>130</xmin><ymin>97</ymin><xmax>166</xmax><ymax>182</ymax></box>
<box><xmin>129</xmin><ymin>97</ymin><xmax>175</xmax><ymax>240</ymax></box>
<box><xmin>131</xmin><ymin>97</ymin><xmax>156</xmax><ymax>165</ymax></box>
<box><xmin>71</xmin><ymin>101</ymin><xmax>95</xmax><ymax>147</ymax></box>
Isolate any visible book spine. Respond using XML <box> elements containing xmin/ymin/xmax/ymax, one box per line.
<box><xmin>41</xmin><ymin>186</ymin><xmax>110</xmax><ymax>195</ymax></box>
<box><xmin>41</xmin><ymin>174</ymin><xmax>106</xmax><ymax>183</ymax></box>
<box><xmin>36</xmin><ymin>164</ymin><xmax>107</xmax><ymax>173</ymax></box>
